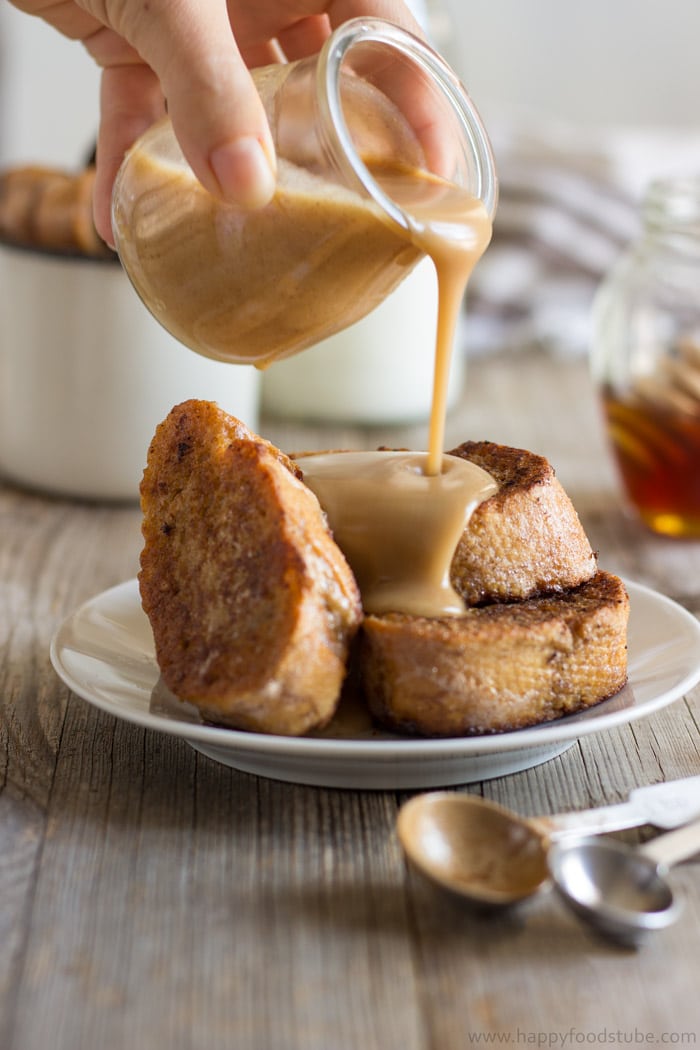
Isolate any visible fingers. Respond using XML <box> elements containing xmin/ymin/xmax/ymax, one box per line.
<box><xmin>83</xmin><ymin>0</ymin><xmax>276</xmax><ymax>241</ymax></box>
<box><xmin>117</xmin><ymin>0</ymin><xmax>276</xmax><ymax>207</ymax></box>
<box><xmin>327</xmin><ymin>0</ymin><xmax>424</xmax><ymax>38</ymax></box>
<box><xmin>7</xmin><ymin>0</ymin><xmax>102</xmax><ymax>40</ymax></box>
<box><xmin>94</xmin><ymin>63</ymin><xmax>165</xmax><ymax>245</ymax></box>
<box><xmin>327</xmin><ymin>0</ymin><xmax>458</xmax><ymax>179</ymax></box>
<box><xmin>21</xmin><ymin>0</ymin><xmax>439</xmax><ymax>248</ymax></box>
<box><xmin>276</xmin><ymin>14</ymin><xmax>331</xmax><ymax>60</ymax></box>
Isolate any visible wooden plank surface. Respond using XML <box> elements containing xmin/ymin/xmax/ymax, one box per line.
<box><xmin>1</xmin><ymin>350</ymin><xmax>700</xmax><ymax>1050</ymax></box>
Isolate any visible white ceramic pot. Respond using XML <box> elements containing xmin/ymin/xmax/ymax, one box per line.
<box><xmin>0</xmin><ymin>245</ymin><xmax>260</xmax><ymax>501</ymax></box>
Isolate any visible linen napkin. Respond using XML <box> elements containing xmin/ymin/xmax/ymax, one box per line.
<box><xmin>462</xmin><ymin>123</ymin><xmax>700</xmax><ymax>358</ymax></box>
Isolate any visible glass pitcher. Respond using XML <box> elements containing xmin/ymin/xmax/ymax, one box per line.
<box><xmin>111</xmin><ymin>17</ymin><xmax>497</xmax><ymax>367</ymax></box>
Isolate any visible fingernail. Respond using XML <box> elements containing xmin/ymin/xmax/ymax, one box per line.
<box><xmin>210</xmin><ymin>136</ymin><xmax>276</xmax><ymax>208</ymax></box>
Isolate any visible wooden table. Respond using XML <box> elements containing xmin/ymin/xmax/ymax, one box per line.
<box><xmin>2</xmin><ymin>349</ymin><xmax>700</xmax><ymax>1049</ymax></box>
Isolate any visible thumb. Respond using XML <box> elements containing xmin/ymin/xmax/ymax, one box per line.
<box><xmin>93</xmin><ymin>0</ymin><xmax>276</xmax><ymax>242</ymax></box>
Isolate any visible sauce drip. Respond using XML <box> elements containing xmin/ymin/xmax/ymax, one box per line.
<box><xmin>371</xmin><ymin>166</ymin><xmax>492</xmax><ymax>474</ymax></box>
<box><xmin>115</xmin><ymin>153</ymin><xmax>491</xmax><ymax>478</ymax></box>
<box><xmin>116</xmin><ymin>127</ymin><xmax>496</xmax><ymax>617</ymax></box>
<box><xmin>293</xmin><ymin>168</ymin><xmax>495</xmax><ymax>616</ymax></box>
<box><xmin>297</xmin><ymin>450</ymin><xmax>497</xmax><ymax>616</ymax></box>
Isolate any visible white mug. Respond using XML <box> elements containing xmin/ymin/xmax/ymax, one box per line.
<box><xmin>0</xmin><ymin>245</ymin><xmax>260</xmax><ymax>501</ymax></box>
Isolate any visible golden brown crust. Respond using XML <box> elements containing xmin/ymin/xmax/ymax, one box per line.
<box><xmin>139</xmin><ymin>411</ymin><xmax>626</xmax><ymax>740</ymax></box>
<box><xmin>298</xmin><ymin>442</ymin><xmax>597</xmax><ymax>606</ymax></box>
<box><xmin>139</xmin><ymin>400</ymin><xmax>362</xmax><ymax>735</ymax></box>
<box><xmin>448</xmin><ymin>440</ymin><xmax>598</xmax><ymax>605</ymax></box>
<box><xmin>0</xmin><ymin>166</ymin><xmax>113</xmax><ymax>258</ymax></box>
<box><xmin>358</xmin><ymin>571</ymin><xmax>629</xmax><ymax>737</ymax></box>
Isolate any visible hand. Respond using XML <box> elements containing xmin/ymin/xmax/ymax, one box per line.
<box><xmin>10</xmin><ymin>0</ymin><xmax>423</xmax><ymax>245</ymax></box>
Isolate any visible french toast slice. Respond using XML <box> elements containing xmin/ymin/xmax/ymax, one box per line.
<box><xmin>295</xmin><ymin>442</ymin><xmax>597</xmax><ymax>607</ymax></box>
<box><xmin>139</xmin><ymin>400</ymin><xmax>363</xmax><ymax>735</ymax></box>
<box><xmin>448</xmin><ymin>441</ymin><xmax>598</xmax><ymax>605</ymax></box>
<box><xmin>358</xmin><ymin>571</ymin><xmax>629</xmax><ymax>737</ymax></box>
<box><xmin>139</xmin><ymin>406</ymin><xmax>626</xmax><ymax>740</ymax></box>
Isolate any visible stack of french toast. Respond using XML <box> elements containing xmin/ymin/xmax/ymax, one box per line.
<box><xmin>139</xmin><ymin>400</ymin><xmax>629</xmax><ymax>738</ymax></box>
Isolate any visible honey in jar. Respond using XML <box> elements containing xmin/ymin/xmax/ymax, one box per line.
<box><xmin>592</xmin><ymin>177</ymin><xmax>700</xmax><ymax>538</ymax></box>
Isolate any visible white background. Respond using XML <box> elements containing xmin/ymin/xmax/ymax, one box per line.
<box><xmin>0</xmin><ymin>0</ymin><xmax>698</xmax><ymax>168</ymax></box>
<box><xmin>439</xmin><ymin>0</ymin><xmax>699</xmax><ymax>130</ymax></box>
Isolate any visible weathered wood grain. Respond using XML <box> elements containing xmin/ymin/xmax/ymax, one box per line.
<box><xmin>1</xmin><ymin>352</ymin><xmax>699</xmax><ymax>1050</ymax></box>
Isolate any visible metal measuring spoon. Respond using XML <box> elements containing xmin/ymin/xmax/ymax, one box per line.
<box><xmin>396</xmin><ymin>778</ymin><xmax>700</xmax><ymax>908</ymax></box>
<box><xmin>547</xmin><ymin>817</ymin><xmax>700</xmax><ymax>946</ymax></box>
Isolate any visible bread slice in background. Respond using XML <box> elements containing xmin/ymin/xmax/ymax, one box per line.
<box><xmin>448</xmin><ymin>440</ymin><xmax>597</xmax><ymax>606</ymax></box>
<box><xmin>139</xmin><ymin>400</ymin><xmax>363</xmax><ymax>735</ymax></box>
<box><xmin>0</xmin><ymin>165</ymin><xmax>112</xmax><ymax>256</ymax></box>
<box><xmin>359</xmin><ymin>571</ymin><xmax>629</xmax><ymax>737</ymax></box>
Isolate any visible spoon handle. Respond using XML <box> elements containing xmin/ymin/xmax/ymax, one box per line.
<box><xmin>534</xmin><ymin>801</ymin><xmax>644</xmax><ymax>839</ymax></box>
<box><xmin>640</xmin><ymin>817</ymin><xmax>700</xmax><ymax>869</ymax></box>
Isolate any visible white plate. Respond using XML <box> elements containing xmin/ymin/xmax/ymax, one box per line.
<box><xmin>50</xmin><ymin>579</ymin><xmax>700</xmax><ymax>789</ymax></box>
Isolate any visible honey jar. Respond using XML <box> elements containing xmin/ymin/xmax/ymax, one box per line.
<box><xmin>591</xmin><ymin>176</ymin><xmax>700</xmax><ymax>538</ymax></box>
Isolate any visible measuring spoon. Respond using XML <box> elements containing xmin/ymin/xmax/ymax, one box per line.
<box><xmin>396</xmin><ymin>778</ymin><xmax>700</xmax><ymax>907</ymax></box>
<box><xmin>547</xmin><ymin>817</ymin><xmax>700</xmax><ymax>946</ymax></box>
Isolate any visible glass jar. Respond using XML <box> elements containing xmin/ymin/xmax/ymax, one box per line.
<box><xmin>111</xmin><ymin>17</ymin><xmax>496</xmax><ymax>368</ymax></box>
<box><xmin>591</xmin><ymin>176</ymin><xmax>700</xmax><ymax>538</ymax></box>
